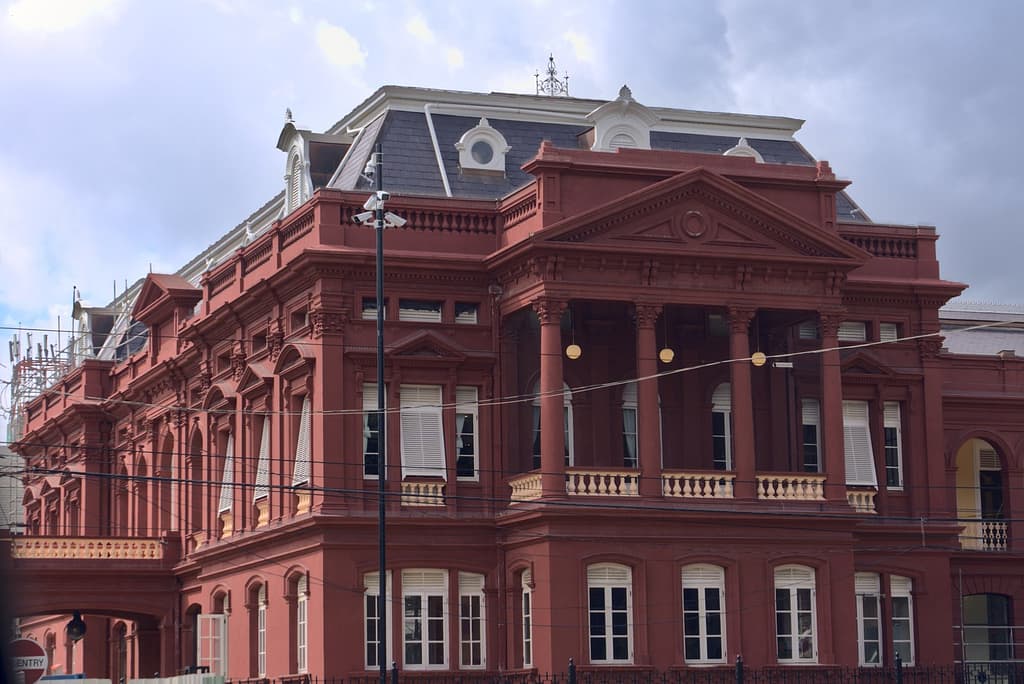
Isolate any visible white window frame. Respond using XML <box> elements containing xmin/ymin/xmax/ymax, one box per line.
<box><xmin>400</xmin><ymin>385</ymin><xmax>446</xmax><ymax>479</ymax></box>
<box><xmin>711</xmin><ymin>383</ymin><xmax>732</xmax><ymax>471</ymax></box>
<box><xmin>531</xmin><ymin>381</ymin><xmax>574</xmax><ymax>469</ymax></box>
<box><xmin>458</xmin><ymin>572</ymin><xmax>486</xmax><ymax>669</ymax></box>
<box><xmin>364</xmin><ymin>571</ymin><xmax>393</xmax><ymax>670</ymax></box>
<box><xmin>884</xmin><ymin>402</ymin><xmax>904</xmax><ymax>489</ymax></box>
<box><xmin>891</xmin><ymin>576</ymin><xmax>915</xmax><ymax>666</ymax></box>
<box><xmin>363</xmin><ymin>383</ymin><xmax>385</xmax><ymax>480</ymax></box>
<box><xmin>253</xmin><ymin>416</ymin><xmax>271</xmax><ymax>502</ymax></box>
<box><xmin>217</xmin><ymin>432</ymin><xmax>234</xmax><ymax>514</ymax></box>
<box><xmin>879</xmin><ymin>323</ymin><xmax>900</xmax><ymax>343</ymax></box>
<box><xmin>398</xmin><ymin>299</ymin><xmax>443</xmax><ymax>323</ymax></box>
<box><xmin>838</xmin><ymin>321</ymin><xmax>868</xmax><ymax>342</ymax></box>
<box><xmin>855</xmin><ymin>573</ymin><xmax>882</xmax><ymax>667</ymax></box>
<box><xmin>455</xmin><ymin>302</ymin><xmax>479</xmax><ymax>324</ymax></box>
<box><xmin>402</xmin><ymin>569</ymin><xmax>448</xmax><ymax>670</ymax></box>
<box><xmin>456</xmin><ymin>387</ymin><xmax>479</xmax><ymax>481</ymax></box>
<box><xmin>455</xmin><ymin>117</ymin><xmax>510</xmax><ymax>173</ymax></box>
<box><xmin>197</xmin><ymin>613</ymin><xmax>228</xmax><ymax>676</ymax></box>
<box><xmin>522</xmin><ymin>570</ymin><xmax>533</xmax><ymax>668</ymax></box>
<box><xmin>292</xmin><ymin>395</ymin><xmax>312</xmax><ymax>486</ymax></box>
<box><xmin>774</xmin><ymin>565</ymin><xmax>817</xmax><ymax>663</ymax></box>
<box><xmin>622</xmin><ymin>383</ymin><xmax>639</xmax><ymax>470</ymax></box>
<box><xmin>587</xmin><ymin>563</ymin><xmax>633</xmax><ymax>664</ymax></box>
<box><xmin>362</xmin><ymin>297</ymin><xmax>387</xmax><ymax>321</ymax></box>
<box><xmin>843</xmin><ymin>400</ymin><xmax>878</xmax><ymax>487</ymax></box>
<box><xmin>682</xmin><ymin>564</ymin><xmax>726</xmax><ymax>664</ymax></box>
<box><xmin>257</xmin><ymin>584</ymin><xmax>267</xmax><ymax>677</ymax></box>
<box><xmin>296</xmin><ymin>575</ymin><xmax>308</xmax><ymax>674</ymax></box>
<box><xmin>801</xmin><ymin>399</ymin><xmax>821</xmax><ymax>473</ymax></box>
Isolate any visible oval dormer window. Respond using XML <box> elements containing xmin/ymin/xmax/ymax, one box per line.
<box><xmin>456</xmin><ymin>118</ymin><xmax>510</xmax><ymax>174</ymax></box>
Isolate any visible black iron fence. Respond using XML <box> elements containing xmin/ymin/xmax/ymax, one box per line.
<box><xmin>237</xmin><ymin>659</ymin><xmax>1024</xmax><ymax>684</ymax></box>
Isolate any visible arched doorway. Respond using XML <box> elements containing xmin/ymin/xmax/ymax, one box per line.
<box><xmin>954</xmin><ymin>438</ymin><xmax>1008</xmax><ymax>551</ymax></box>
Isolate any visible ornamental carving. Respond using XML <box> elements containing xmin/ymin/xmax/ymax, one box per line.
<box><xmin>819</xmin><ymin>313</ymin><xmax>845</xmax><ymax>340</ymax></box>
<box><xmin>231</xmin><ymin>347</ymin><xmax>246</xmax><ymax>382</ymax></box>
<box><xmin>918</xmin><ymin>336</ymin><xmax>944</xmax><ymax>361</ymax></box>
<box><xmin>310</xmin><ymin>309</ymin><xmax>347</xmax><ymax>337</ymax></box>
<box><xmin>531</xmin><ymin>297</ymin><xmax>566</xmax><ymax>325</ymax></box>
<box><xmin>727</xmin><ymin>307</ymin><xmax>756</xmax><ymax>334</ymax></box>
<box><xmin>268</xmin><ymin>325</ymin><xmax>284</xmax><ymax>362</ymax></box>
<box><xmin>634</xmin><ymin>304</ymin><xmax>661</xmax><ymax>329</ymax></box>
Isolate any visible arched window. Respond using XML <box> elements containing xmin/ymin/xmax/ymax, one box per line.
<box><xmin>711</xmin><ymin>383</ymin><xmax>732</xmax><ymax>470</ymax></box>
<box><xmin>257</xmin><ymin>584</ymin><xmax>267</xmax><ymax>677</ymax></box>
<box><xmin>531</xmin><ymin>381</ymin><xmax>574</xmax><ymax>469</ymax></box>
<box><xmin>288</xmin><ymin>153</ymin><xmax>304</xmax><ymax>212</ymax></box>
<box><xmin>587</xmin><ymin>563</ymin><xmax>633</xmax><ymax>664</ymax></box>
<box><xmin>621</xmin><ymin>382</ymin><xmax>663</xmax><ymax>468</ymax></box>
<box><xmin>774</xmin><ymin>565</ymin><xmax>817</xmax><ymax>663</ymax></box>
<box><xmin>521</xmin><ymin>569</ymin><xmax>533</xmax><ymax>668</ymax></box>
<box><xmin>682</xmin><ymin>564</ymin><xmax>726</xmax><ymax>663</ymax></box>
<box><xmin>295</xmin><ymin>574</ymin><xmax>309</xmax><ymax>674</ymax></box>
<box><xmin>458</xmin><ymin>572</ymin><xmax>485</xmax><ymax>669</ymax></box>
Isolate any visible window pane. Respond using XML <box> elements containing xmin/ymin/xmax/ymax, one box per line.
<box><xmin>612</xmin><ymin>636</ymin><xmax>629</xmax><ymax>661</ymax></box>
<box><xmin>706</xmin><ymin>613</ymin><xmax>721</xmax><ymax>636</ymax></box>
<box><xmin>590</xmin><ymin>611</ymin><xmax>606</xmax><ymax>636</ymax></box>
<box><xmin>705</xmin><ymin>588</ymin><xmax>721</xmax><ymax>611</ymax></box>
<box><xmin>428</xmin><ymin>643</ymin><xmax>444</xmax><ymax>665</ymax></box>
<box><xmin>589</xmin><ymin>588</ymin><xmax>605</xmax><ymax>611</ymax></box>
<box><xmin>611</xmin><ymin>587</ymin><xmax>627</xmax><ymax>611</ymax></box>
<box><xmin>777</xmin><ymin>612</ymin><xmax>791</xmax><ymax>635</ymax></box>
<box><xmin>428</xmin><ymin>618</ymin><xmax>444</xmax><ymax>641</ymax></box>
<box><xmin>799</xmin><ymin>636</ymin><xmax>814</xmax><ymax>659</ymax></box>
<box><xmin>797</xmin><ymin>588</ymin><xmax>812</xmax><ymax>611</ymax></box>
<box><xmin>707</xmin><ymin>637</ymin><xmax>722</xmax><ymax>660</ymax></box>
<box><xmin>892</xmin><ymin>597</ymin><xmax>909</xmax><ymax>618</ymax></box>
<box><xmin>776</xmin><ymin>589</ymin><xmax>790</xmax><ymax>611</ymax></box>
<box><xmin>777</xmin><ymin>638</ymin><xmax>792</xmax><ymax>659</ymax></box>
<box><xmin>590</xmin><ymin>638</ymin><xmax>606</xmax><ymax>661</ymax></box>
<box><xmin>612</xmin><ymin>611</ymin><xmax>628</xmax><ymax>635</ymax></box>
<box><xmin>405</xmin><ymin>596</ymin><xmax>422</xmax><ymax>618</ymax></box>
<box><xmin>405</xmin><ymin>643</ymin><xmax>422</xmax><ymax>664</ymax></box>
<box><xmin>684</xmin><ymin>637</ymin><xmax>701</xmax><ymax>660</ymax></box>
<box><xmin>683</xmin><ymin>613</ymin><xmax>700</xmax><ymax>635</ymax></box>
<box><xmin>893</xmin><ymin>621</ymin><xmax>910</xmax><ymax>641</ymax></box>
<box><xmin>683</xmin><ymin>588</ymin><xmax>699</xmax><ymax>612</ymax></box>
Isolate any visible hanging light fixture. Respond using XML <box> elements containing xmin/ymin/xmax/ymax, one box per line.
<box><xmin>66</xmin><ymin>611</ymin><xmax>87</xmax><ymax>642</ymax></box>
<box><xmin>658</xmin><ymin>308</ymin><xmax>674</xmax><ymax>363</ymax></box>
<box><xmin>750</xmin><ymin>351</ymin><xmax>767</xmax><ymax>367</ymax></box>
<box><xmin>750</xmin><ymin>316</ymin><xmax>766</xmax><ymax>366</ymax></box>
<box><xmin>565</xmin><ymin>303</ymin><xmax>582</xmax><ymax>360</ymax></box>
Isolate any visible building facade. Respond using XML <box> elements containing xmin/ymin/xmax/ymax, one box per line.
<box><xmin>5</xmin><ymin>84</ymin><xmax>1023</xmax><ymax>679</ymax></box>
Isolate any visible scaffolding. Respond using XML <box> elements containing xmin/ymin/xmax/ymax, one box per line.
<box><xmin>5</xmin><ymin>332</ymin><xmax>76</xmax><ymax>443</ymax></box>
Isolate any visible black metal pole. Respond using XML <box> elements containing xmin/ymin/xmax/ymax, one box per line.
<box><xmin>375</xmin><ymin>142</ymin><xmax>388</xmax><ymax>684</ymax></box>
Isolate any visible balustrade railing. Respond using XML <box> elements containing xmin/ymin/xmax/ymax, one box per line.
<box><xmin>846</xmin><ymin>488</ymin><xmax>877</xmax><ymax>513</ymax></box>
<box><xmin>400</xmin><ymin>480</ymin><xmax>445</xmax><ymax>506</ymax></box>
<box><xmin>757</xmin><ymin>473</ymin><xmax>826</xmax><ymax>501</ymax></box>
<box><xmin>12</xmin><ymin>536</ymin><xmax>164</xmax><ymax>560</ymax></box>
<box><xmin>662</xmin><ymin>471</ymin><xmax>735</xmax><ymax>498</ymax></box>
<box><xmin>509</xmin><ymin>473</ymin><xmax>543</xmax><ymax>501</ymax></box>
<box><xmin>565</xmin><ymin>469</ymin><xmax>638</xmax><ymax>496</ymax></box>
<box><xmin>961</xmin><ymin>519</ymin><xmax>1009</xmax><ymax>551</ymax></box>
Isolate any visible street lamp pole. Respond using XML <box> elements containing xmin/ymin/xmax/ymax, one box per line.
<box><xmin>373</xmin><ymin>142</ymin><xmax>388</xmax><ymax>684</ymax></box>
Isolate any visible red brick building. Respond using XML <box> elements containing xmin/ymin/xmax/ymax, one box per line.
<box><xmin>7</xmin><ymin>84</ymin><xmax>1022</xmax><ymax>680</ymax></box>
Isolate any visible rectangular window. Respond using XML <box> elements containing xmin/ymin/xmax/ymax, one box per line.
<box><xmin>257</xmin><ymin>594</ymin><xmax>267</xmax><ymax>676</ymax></box>
<box><xmin>891</xmin><ymin>576</ymin><xmax>914</xmax><ymax>665</ymax></box>
<box><xmin>363</xmin><ymin>384</ymin><xmax>385</xmax><ymax>478</ymax></box>
<box><xmin>682</xmin><ymin>565</ymin><xmax>726</xmax><ymax>663</ymax></box>
<box><xmin>884</xmin><ymin>402</ymin><xmax>904</xmax><ymax>488</ymax></box>
<box><xmin>197</xmin><ymin>614</ymin><xmax>227</xmax><ymax>676</ymax></box>
<box><xmin>798</xmin><ymin>321</ymin><xmax>819</xmax><ymax>340</ymax></box>
<box><xmin>843</xmin><ymin>400</ymin><xmax>877</xmax><ymax>487</ymax></box>
<box><xmin>522</xmin><ymin>572</ymin><xmax>533</xmax><ymax>667</ymax></box>
<box><xmin>456</xmin><ymin>387</ymin><xmax>479</xmax><ymax>480</ymax></box>
<box><xmin>801</xmin><ymin>399</ymin><xmax>821</xmax><ymax>473</ymax></box>
<box><xmin>856</xmin><ymin>573</ymin><xmax>882</xmax><ymax>666</ymax></box>
<box><xmin>838</xmin><ymin>321</ymin><xmax>868</xmax><ymax>342</ymax></box>
<box><xmin>455</xmin><ymin>302</ymin><xmax>479</xmax><ymax>324</ymax></box>
<box><xmin>588</xmin><ymin>564</ymin><xmax>632</xmax><ymax>664</ymax></box>
<box><xmin>364</xmin><ymin>572</ymin><xmax>391</xmax><ymax>670</ymax></box>
<box><xmin>879</xmin><ymin>323</ymin><xmax>900</xmax><ymax>343</ymax></box>
<box><xmin>531</xmin><ymin>402</ymin><xmax>573</xmax><ymax>469</ymax></box>
<box><xmin>400</xmin><ymin>385</ymin><xmax>446</xmax><ymax>479</ymax></box>
<box><xmin>774</xmin><ymin>566</ymin><xmax>816</xmax><ymax>663</ymax></box>
<box><xmin>458</xmin><ymin>572</ymin><xmax>485</xmax><ymax>669</ymax></box>
<box><xmin>711</xmin><ymin>411</ymin><xmax>731</xmax><ymax>470</ymax></box>
<box><xmin>399</xmin><ymin>299</ymin><xmax>442</xmax><ymax>322</ymax></box>
<box><xmin>402</xmin><ymin>569</ymin><xmax>448</xmax><ymax>669</ymax></box>
<box><xmin>622</xmin><ymin>405</ymin><xmax>638</xmax><ymax>469</ymax></box>
<box><xmin>362</xmin><ymin>297</ymin><xmax>387</xmax><ymax>320</ymax></box>
<box><xmin>297</xmin><ymin>594</ymin><xmax>307</xmax><ymax>673</ymax></box>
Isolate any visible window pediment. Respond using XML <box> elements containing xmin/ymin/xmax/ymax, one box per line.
<box><xmin>455</xmin><ymin>118</ymin><xmax>510</xmax><ymax>174</ymax></box>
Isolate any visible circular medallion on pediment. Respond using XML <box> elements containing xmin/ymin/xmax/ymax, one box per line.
<box><xmin>682</xmin><ymin>210</ymin><xmax>707</xmax><ymax>238</ymax></box>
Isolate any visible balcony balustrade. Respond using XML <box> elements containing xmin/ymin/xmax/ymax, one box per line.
<box><xmin>565</xmin><ymin>468</ymin><xmax>639</xmax><ymax>496</ymax></box>
<box><xmin>756</xmin><ymin>473</ymin><xmax>826</xmax><ymax>502</ymax></box>
<box><xmin>400</xmin><ymin>480</ymin><xmax>446</xmax><ymax>507</ymax></box>
<box><xmin>12</xmin><ymin>536</ymin><xmax>164</xmax><ymax>560</ymax></box>
<box><xmin>662</xmin><ymin>471</ymin><xmax>735</xmax><ymax>498</ymax></box>
<box><xmin>960</xmin><ymin>520</ymin><xmax>1009</xmax><ymax>551</ymax></box>
<box><xmin>846</xmin><ymin>488</ymin><xmax>878</xmax><ymax>513</ymax></box>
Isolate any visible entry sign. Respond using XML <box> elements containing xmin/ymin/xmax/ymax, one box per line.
<box><xmin>10</xmin><ymin>638</ymin><xmax>48</xmax><ymax>684</ymax></box>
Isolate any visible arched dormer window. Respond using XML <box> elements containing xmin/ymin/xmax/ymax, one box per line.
<box><xmin>287</xmin><ymin>151</ymin><xmax>306</xmax><ymax>213</ymax></box>
<box><xmin>723</xmin><ymin>137</ymin><xmax>764</xmax><ymax>163</ymax></box>
<box><xmin>455</xmin><ymin>118</ymin><xmax>510</xmax><ymax>174</ymax></box>
<box><xmin>585</xmin><ymin>85</ymin><xmax>659</xmax><ymax>152</ymax></box>
<box><xmin>531</xmin><ymin>380</ymin><xmax>574</xmax><ymax>469</ymax></box>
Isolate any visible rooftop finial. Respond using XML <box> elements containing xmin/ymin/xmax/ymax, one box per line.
<box><xmin>285</xmin><ymin>107</ymin><xmax>294</xmax><ymax>122</ymax></box>
<box><xmin>535</xmin><ymin>54</ymin><xmax>569</xmax><ymax>97</ymax></box>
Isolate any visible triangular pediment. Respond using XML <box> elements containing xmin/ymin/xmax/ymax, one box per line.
<box><xmin>841</xmin><ymin>350</ymin><xmax>896</xmax><ymax>377</ymax></box>
<box><xmin>388</xmin><ymin>330</ymin><xmax>467</xmax><ymax>361</ymax></box>
<box><xmin>542</xmin><ymin>168</ymin><xmax>867</xmax><ymax>263</ymax></box>
<box><xmin>132</xmin><ymin>273</ymin><xmax>202</xmax><ymax>326</ymax></box>
<box><xmin>237</xmin><ymin>361</ymin><xmax>274</xmax><ymax>396</ymax></box>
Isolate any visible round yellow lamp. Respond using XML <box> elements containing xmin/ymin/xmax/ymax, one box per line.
<box><xmin>751</xmin><ymin>351</ymin><xmax>767</xmax><ymax>367</ymax></box>
<box><xmin>658</xmin><ymin>347</ymin><xmax>675</xmax><ymax>364</ymax></box>
<box><xmin>565</xmin><ymin>343</ymin><xmax>582</xmax><ymax>360</ymax></box>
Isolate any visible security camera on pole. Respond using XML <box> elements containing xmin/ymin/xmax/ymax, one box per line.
<box><xmin>355</xmin><ymin>143</ymin><xmax>404</xmax><ymax>684</ymax></box>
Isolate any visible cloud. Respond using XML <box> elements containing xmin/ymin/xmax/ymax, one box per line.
<box><xmin>288</xmin><ymin>6</ymin><xmax>303</xmax><ymax>24</ymax></box>
<box><xmin>446</xmin><ymin>47</ymin><xmax>464</xmax><ymax>69</ymax></box>
<box><xmin>405</xmin><ymin>14</ymin><xmax>434</xmax><ymax>44</ymax></box>
<box><xmin>315</xmin><ymin>19</ymin><xmax>366</xmax><ymax>68</ymax></box>
<box><xmin>5</xmin><ymin>0</ymin><xmax>119</xmax><ymax>33</ymax></box>
<box><xmin>563</xmin><ymin>30</ymin><xmax>593</xmax><ymax>63</ymax></box>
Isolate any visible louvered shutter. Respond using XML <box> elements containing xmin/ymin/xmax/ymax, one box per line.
<box><xmin>588</xmin><ymin>563</ymin><xmax>631</xmax><ymax>586</ymax></box>
<box><xmin>879</xmin><ymin>323</ymin><xmax>899</xmax><ymax>343</ymax></box>
<box><xmin>802</xmin><ymin>399</ymin><xmax>820</xmax><ymax>426</ymax></box>
<box><xmin>459</xmin><ymin>572</ymin><xmax>485</xmax><ymax>594</ymax></box>
<box><xmin>855</xmin><ymin>572</ymin><xmax>880</xmax><ymax>595</ymax></box>
<box><xmin>400</xmin><ymin>385</ymin><xmax>446</xmax><ymax>478</ymax></box>
<box><xmin>712</xmin><ymin>383</ymin><xmax>731</xmax><ymax>411</ymax></box>
<box><xmin>890</xmin><ymin>575</ymin><xmax>912</xmax><ymax>597</ymax></box>
<box><xmin>289</xmin><ymin>155</ymin><xmax>302</xmax><ymax>210</ymax></box>
<box><xmin>402</xmin><ymin>569</ymin><xmax>447</xmax><ymax>592</ymax></box>
<box><xmin>521</xmin><ymin>569</ymin><xmax>532</xmax><ymax>587</ymax></box>
<box><xmin>979</xmin><ymin>448</ymin><xmax>1001</xmax><ymax>471</ymax></box>
<box><xmin>838</xmin><ymin>321</ymin><xmax>867</xmax><ymax>342</ymax></box>
<box><xmin>398</xmin><ymin>300</ymin><xmax>442</xmax><ymax>322</ymax></box>
<box><xmin>798</xmin><ymin>321</ymin><xmax>819</xmax><ymax>340</ymax></box>
<box><xmin>456</xmin><ymin>386</ymin><xmax>478</xmax><ymax>412</ymax></box>
<box><xmin>774</xmin><ymin>565</ymin><xmax>814</xmax><ymax>587</ymax></box>
<box><xmin>682</xmin><ymin>564</ymin><xmax>724</xmax><ymax>587</ymax></box>
<box><xmin>253</xmin><ymin>417</ymin><xmax>271</xmax><ymax>502</ymax></box>
<box><xmin>217</xmin><ymin>433</ymin><xmax>234</xmax><ymax>513</ymax></box>
<box><xmin>292</xmin><ymin>396</ymin><xmax>312</xmax><ymax>485</ymax></box>
<box><xmin>843</xmin><ymin>401</ymin><xmax>877</xmax><ymax>486</ymax></box>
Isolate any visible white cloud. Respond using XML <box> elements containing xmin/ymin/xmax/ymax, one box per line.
<box><xmin>288</xmin><ymin>6</ymin><xmax>303</xmax><ymax>24</ymax></box>
<box><xmin>563</xmin><ymin>30</ymin><xmax>593</xmax><ymax>63</ymax></box>
<box><xmin>5</xmin><ymin>0</ymin><xmax>119</xmax><ymax>33</ymax></box>
<box><xmin>405</xmin><ymin>14</ymin><xmax>435</xmax><ymax>44</ymax></box>
<box><xmin>445</xmin><ymin>47</ymin><xmax>464</xmax><ymax>69</ymax></box>
<box><xmin>315</xmin><ymin>19</ymin><xmax>367</xmax><ymax>68</ymax></box>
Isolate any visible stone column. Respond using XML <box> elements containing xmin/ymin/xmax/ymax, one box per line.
<box><xmin>728</xmin><ymin>307</ymin><xmax>757</xmax><ymax>499</ymax></box>
<box><xmin>819</xmin><ymin>313</ymin><xmax>848</xmax><ymax>502</ymax></box>
<box><xmin>636</xmin><ymin>305</ymin><xmax>663</xmax><ymax>497</ymax></box>
<box><xmin>534</xmin><ymin>297</ymin><xmax>567</xmax><ymax>497</ymax></box>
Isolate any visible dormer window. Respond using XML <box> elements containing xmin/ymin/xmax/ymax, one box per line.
<box><xmin>456</xmin><ymin>118</ymin><xmax>510</xmax><ymax>174</ymax></box>
<box><xmin>585</xmin><ymin>85</ymin><xmax>659</xmax><ymax>152</ymax></box>
<box><xmin>723</xmin><ymin>137</ymin><xmax>764</xmax><ymax>163</ymax></box>
<box><xmin>286</xmin><ymin>149</ymin><xmax>308</xmax><ymax>213</ymax></box>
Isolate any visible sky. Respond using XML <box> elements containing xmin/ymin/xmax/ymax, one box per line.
<box><xmin>0</xmin><ymin>0</ymin><xmax>1021</xmax><ymax>427</ymax></box>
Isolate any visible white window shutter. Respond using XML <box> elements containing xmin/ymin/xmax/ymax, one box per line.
<box><xmin>402</xmin><ymin>569</ymin><xmax>447</xmax><ymax>592</ymax></box>
<box><xmin>855</xmin><ymin>572</ymin><xmax>880</xmax><ymax>595</ymax></box>
<box><xmin>218</xmin><ymin>434</ymin><xmax>234</xmax><ymax>513</ymax></box>
<box><xmin>292</xmin><ymin>396</ymin><xmax>312</xmax><ymax>485</ymax></box>
<box><xmin>456</xmin><ymin>386</ymin><xmax>478</xmax><ymax>411</ymax></box>
<box><xmin>253</xmin><ymin>417</ymin><xmax>271</xmax><ymax>502</ymax></box>
<box><xmin>588</xmin><ymin>563</ymin><xmax>631</xmax><ymax>586</ymax></box>
<box><xmin>798</xmin><ymin>321</ymin><xmax>818</xmax><ymax>339</ymax></box>
<box><xmin>979</xmin><ymin>448</ymin><xmax>1001</xmax><ymax>471</ymax></box>
<box><xmin>400</xmin><ymin>385</ymin><xmax>446</xmax><ymax>478</ymax></box>
<box><xmin>802</xmin><ymin>399</ymin><xmax>820</xmax><ymax>426</ymax></box>
<box><xmin>890</xmin><ymin>575</ymin><xmax>912</xmax><ymax>596</ymax></box>
<box><xmin>838</xmin><ymin>321</ymin><xmax>867</xmax><ymax>342</ymax></box>
<box><xmin>879</xmin><ymin>323</ymin><xmax>899</xmax><ymax>343</ymax></box>
<box><xmin>843</xmin><ymin>401</ymin><xmax>877</xmax><ymax>487</ymax></box>
<box><xmin>289</xmin><ymin>155</ymin><xmax>303</xmax><ymax>210</ymax></box>
<box><xmin>521</xmin><ymin>569</ymin><xmax>532</xmax><ymax>587</ymax></box>
<box><xmin>682</xmin><ymin>564</ymin><xmax>724</xmax><ymax>586</ymax></box>
<box><xmin>459</xmin><ymin>572</ymin><xmax>485</xmax><ymax>594</ymax></box>
<box><xmin>712</xmin><ymin>383</ymin><xmax>731</xmax><ymax>411</ymax></box>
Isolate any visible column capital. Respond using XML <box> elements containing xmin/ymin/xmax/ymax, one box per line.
<box><xmin>819</xmin><ymin>311</ymin><xmax>845</xmax><ymax>339</ymax></box>
<box><xmin>727</xmin><ymin>307</ymin><xmax>756</xmax><ymax>334</ymax></box>
<box><xmin>532</xmin><ymin>297</ymin><xmax>566</xmax><ymax>324</ymax></box>
<box><xmin>917</xmin><ymin>336</ymin><xmax>944</xmax><ymax>361</ymax></box>
<box><xmin>634</xmin><ymin>304</ymin><xmax>661</xmax><ymax>329</ymax></box>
